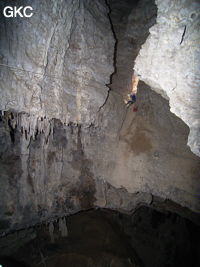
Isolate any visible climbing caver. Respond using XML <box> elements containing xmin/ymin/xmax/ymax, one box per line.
<box><xmin>124</xmin><ymin>73</ymin><xmax>139</xmax><ymax>111</ymax></box>
<box><xmin>125</xmin><ymin>93</ymin><xmax>136</xmax><ymax>108</ymax></box>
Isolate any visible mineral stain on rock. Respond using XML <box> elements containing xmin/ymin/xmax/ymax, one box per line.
<box><xmin>78</xmin><ymin>161</ymin><xmax>96</xmax><ymax>209</ymax></box>
<box><xmin>128</xmin><ymin>129</ymin><xmax>152</xmax><ymax>154</ymax></box>
<box><xmin>72</xmin><ymin>125</ymin><xmax>96</xmax><ymax>209</ymax></box>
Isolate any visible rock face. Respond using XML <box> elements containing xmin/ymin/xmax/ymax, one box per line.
<box><xmin>1</xmin><ymin>85</ymin><xmax>199</xmax><ymax>235</ymax></box>
<box><xmin>135</xmin><ymin>0</ymin><xmax>200</xmax><ymax>156</ymax></box>
<box><xmin>0</xmin><ymin>0</ymin><xmax>199</xmax><ymax>236</ymax></box>
<box><xmin>0</xmin><ymin>0</ymin><xmax>114</xmax><ymax>124</ymax></box>
<box><xmin>0</xmin><ymin>111</ymin><xmax>152</xmax><ymax>233</ymax></box>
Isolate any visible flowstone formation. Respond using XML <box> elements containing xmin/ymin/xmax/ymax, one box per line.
<box><xmin>135</xmin><ymin>0</ymin><xmax>200</xmax><ymax>156</ymax></box>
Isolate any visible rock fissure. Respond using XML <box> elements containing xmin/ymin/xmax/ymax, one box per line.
<box><xmin>180</xmin><ymin>25</ymin><xmax>187</xmax><ymax>45</ymax></box>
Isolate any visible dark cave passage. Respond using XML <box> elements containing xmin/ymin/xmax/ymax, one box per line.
<box><xmin>108</xmin><ymin>0</ymin><xmax>157</xmax><ymax>96</ymax></box>
<box><xmin>0</xmin><ymin>207</ymin><xmax>200</xmax><ymax>267</ymax></box>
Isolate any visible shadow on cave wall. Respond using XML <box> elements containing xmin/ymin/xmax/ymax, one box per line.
<box><xmin>108</xmin><ymin>0</ymin><xmax>157</xmax><ymax>95</ymax></box>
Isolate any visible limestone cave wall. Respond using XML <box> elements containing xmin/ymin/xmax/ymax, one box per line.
<box><xmin>135</xmin><ymin>0</ymin><xmax>200</xmax><ymax>156</ymax></box>
<box><xmin>0</xmin><ymin>0</ymin><xmax>114</xmax><ymax>125</ymax></box>
<box><xmin>0</xmin><ymin>0</ymin><xmax>199</xmax><ymax>237</ymax></box>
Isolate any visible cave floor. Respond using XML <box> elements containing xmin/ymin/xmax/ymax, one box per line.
<box><xmin>1</xmin><ymin>207</ymin><xmax>200</xmax><ymax>267</ymax></box>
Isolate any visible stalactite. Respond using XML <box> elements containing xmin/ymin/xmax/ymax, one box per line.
<box><xmin>48</xmin><ymin>222</ymin><xmax>55</xmax><ymax>243</ymax></box>
<box><xmin>58</xmin><ymin>217</ymin><xmax>68</xmax><ymax>237</ymax></box>
<box><xmin>0</xmin><ymin>110</ymin><xmax>54</xmax><ymax>145</ymax></box>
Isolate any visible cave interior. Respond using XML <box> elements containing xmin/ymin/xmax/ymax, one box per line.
<box><xmin>0</xmin><ymin>0</ymin><xmax>200</xmax><ymax>266</ymax></box>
